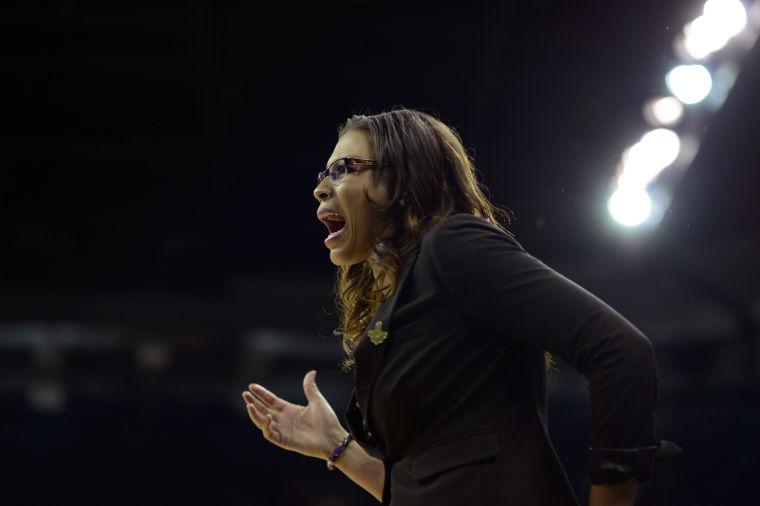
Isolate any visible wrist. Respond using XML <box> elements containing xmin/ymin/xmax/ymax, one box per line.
<box><xmin>326</xmin><ymin>431</ymin><xmax>353</xmax><ymax>471</ymax></box>
<box><xmin>589</xmin><ymin>479</ymin><xmax>636</xmax><ymax>506</ymax></box>
<box><xmin>323</xmin><ymin>426</ymin><xmax>350</xmax><ymax>459</ymax></box>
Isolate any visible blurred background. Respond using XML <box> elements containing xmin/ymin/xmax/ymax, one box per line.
<box><xmin>2</xmin><ymin>1</ymin><xmax>759</xmax><ymax>504</ymax></box>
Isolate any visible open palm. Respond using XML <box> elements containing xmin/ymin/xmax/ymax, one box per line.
<box><xmin>242</xmin><ymin>370</ymin><xmax>345</xmax><ymax>460</ymax></box>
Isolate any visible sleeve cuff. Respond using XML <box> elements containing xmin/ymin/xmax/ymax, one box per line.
<box><xmin>381</xmin><ymin>458</ymin><xmax>393</xmax><ymax>505</ymax></box>
<box><xmin>587</xmin><ymin>440</ymin><xmax>682</xmax><ymax>484</ymax></box>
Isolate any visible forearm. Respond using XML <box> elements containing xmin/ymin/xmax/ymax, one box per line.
<box><xmin>329</xmin><ymin>429</ymin><xmax>385</xmax><ymax>502</ymax></box>
<box><xmin>588</xmin><ymin>479</ymin><xmax>636</xmax><ymax>506</ymax></box>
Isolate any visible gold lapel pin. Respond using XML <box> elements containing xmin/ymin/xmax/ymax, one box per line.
<box><xmin>367</xmin><ymin>321</ymin><xmax>388</xmax><ymax>345</ymax></box>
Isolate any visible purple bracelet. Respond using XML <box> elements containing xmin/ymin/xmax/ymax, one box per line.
<box><xmin>326</xmin><ymin>433</ymin><xmax>353</xmax><ymax>470</ymax></box>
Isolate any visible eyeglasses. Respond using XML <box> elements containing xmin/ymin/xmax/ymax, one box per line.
<box><xmin>317</xmin><ymin>157</ymin><xmax>377</xmax><ymax>185</ymax></box>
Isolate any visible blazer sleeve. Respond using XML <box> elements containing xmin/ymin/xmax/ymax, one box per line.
<box><xmin>427</xmin><ymin>214</ymin><xmax>681</xmax><ymax>484</ymax></box>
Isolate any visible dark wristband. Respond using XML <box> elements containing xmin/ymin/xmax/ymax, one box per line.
<box><xmin>326</xmin><ymin>433</ymin><xmax>353</xmax><ymax>470</ymax></box>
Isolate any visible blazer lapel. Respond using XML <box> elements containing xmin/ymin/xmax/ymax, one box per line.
<box><xmin>354</xmin><ymin>246</ymin><xmax>420</xmax><ymax>424</ymax></box>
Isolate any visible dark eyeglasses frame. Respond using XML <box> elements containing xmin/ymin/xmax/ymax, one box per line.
<box><xmin>317</xmin><ymin>157</ymin><xmax>377</xmax><ymax>185</ymax></box>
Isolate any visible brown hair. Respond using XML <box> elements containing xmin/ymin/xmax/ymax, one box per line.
<box><xmin>332</xmin><ymin>107</ymin><xmax>551</xmax><ymax>371</ymax></box>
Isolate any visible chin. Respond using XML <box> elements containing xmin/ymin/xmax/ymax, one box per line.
<box><xmin>330</xmin><ymin>248</ymin><xmax>370</xmax><ymax>268</ymax></box>
<box><xmin>329</xmin><ymin>255</ymin><xmax>348</xmax><ymax>267</ymax></box>
<box><xmin>328</xmin><ymin>250</ymin><xmax>350</xmax><ymax>267</ymax></box>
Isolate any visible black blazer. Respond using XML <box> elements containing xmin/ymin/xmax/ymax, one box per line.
<box><xmin>343</xmin><ymin>213</ymin><xmax>680</xmax><ymax>505</ymax></box>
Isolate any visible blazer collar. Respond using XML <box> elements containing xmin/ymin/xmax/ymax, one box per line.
<box><xmin>353</xmin><ymin>245</ymin><xmax>420</xmax><ymax>421</ymax></box>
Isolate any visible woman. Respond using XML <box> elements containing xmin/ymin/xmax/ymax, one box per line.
<box><xmin>241</xmin><ymin>108</ymin><xmax>680</xmax><ymax>505</ymax></box>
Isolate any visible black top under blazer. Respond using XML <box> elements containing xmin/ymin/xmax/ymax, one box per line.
<box><xmin>342</xmin><ymin>213</ymin><xmax>680</xmax><ymax>506</ymax></box>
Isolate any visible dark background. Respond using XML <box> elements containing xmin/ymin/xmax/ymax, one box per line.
<box><xmin>2</xmin><ymin>1</ymin><xmax>759</xmax><ymax>505</ymax></box>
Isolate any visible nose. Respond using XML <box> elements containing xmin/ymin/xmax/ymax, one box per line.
<box><xmin>313</xmin><ymin>177</ymin><xmax>333</xmax><ymax>202</ymax></box>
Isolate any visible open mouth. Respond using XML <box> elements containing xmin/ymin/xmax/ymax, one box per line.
<box><xmin>322</xmin><ymin>213</ymin><xmax>346</xmax><ymax>234</ymax></box>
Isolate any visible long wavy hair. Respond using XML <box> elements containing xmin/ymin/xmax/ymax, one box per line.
<box><xmin>332</xmin><ymin>107</ymin><xmax>551</xmax><ymax>372</ymax></box>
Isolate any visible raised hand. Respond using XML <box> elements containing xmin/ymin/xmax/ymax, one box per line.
<box><xmin>242</xmin><ymin>370</ymin><xmax>348</xmax><ymax>460</ymax></box>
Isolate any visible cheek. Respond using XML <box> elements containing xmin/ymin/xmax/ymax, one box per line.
<box><xmin>347</xmin><ymin>204</ymin><xmax>371</xmax><ymax>240</ymax></box>
<box><xmin>344</xmin><ymin>200</ymin><xmax>376</xmax><ymax>244</ymax></box>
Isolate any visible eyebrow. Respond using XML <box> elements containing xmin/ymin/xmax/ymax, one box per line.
<box><xmin>325</xmin><ymin>156</ymin><xmax>374</xmax><ymax>170</ymax></box>
<box><xmin>325</xmin><ymin>156</ymin><xmax>349</xmax><ymax>169</ymax></box>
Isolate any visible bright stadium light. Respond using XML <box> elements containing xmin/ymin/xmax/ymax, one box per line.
<box><xmin>681</xmin><ymin>0</ymin><xmax>748</xmax><ymax>59</ymax></box>
<box><xmin>683</xmin><ymin>15</ymin><xmax>731</xmax><ymax>59</ymax></box>
<box><xmin>704</xmin><ymin>0</ymin><xmax>748</xmax><ymax>37</ymax></box>
<box><xmin>666</xmin><ymin>64</ymin><xmax>713</xmax><ymax>104</ymax></box>
<box><xmin>605</xmin><ymin>1</ymin><xmax>756</xmax><ymax>232</ymax></box>
<box><xmin>638</xmin><ymin>128</ymin><xmax>681</xmax><ymax>168</ymax></box>
<box><xmin>643</xmin><ymin>96</ymin><xmax>685</xmax><ymax>126</ymax></box>
<box><xmin>618</xmin><ymin>128</ymin><xmax>682</xmax><ymax>189</ymax></box>
<box><xmin>608</xmin><ymin>188</ymin><xmax>653</xmax><ymax>227</ymax></box>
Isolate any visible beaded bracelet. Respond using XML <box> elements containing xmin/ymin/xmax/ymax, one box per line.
<box><xmin>326</xmin><ymin>433</ymin><xmax>353</xmax><ymax>470</ymax></box>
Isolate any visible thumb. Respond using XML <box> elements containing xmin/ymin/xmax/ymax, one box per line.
<box><xmin>303</xmin><ymin>370</ymin><xmax>323</xmax><ymax>403</ymax></box>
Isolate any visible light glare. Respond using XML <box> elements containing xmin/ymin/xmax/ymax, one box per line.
<box><xmin>666</xmin><ymin>65</ymin><xmax>713</xmax><ymax>104</ymax></box>
<box><xmin>618</xmin><ymin>129</ymin><xmax>681</xmax><ymax>189</ymax></box>
<box><xmin>704</xmin><ymin>0</ymin><xmax>748</xmax><ymax>37</ymax></box>
<box><xmin>608</xmin><ymin>188</ymin><xmax>652</xmax><ymax>227</ymax></box>
<box><xmin>681</xmin><ymin>0</ymin><xmax>748</xmax><ymax>59</ymax></box>
<box><xmin>683</xmin><ymin>15</ymin><xmax>731</xmax><ymax>59</ymax></box>
<box><xmin>643</xmin><ymin>96</ymin><xmax>684</xmax><ymax>126</ymax></box>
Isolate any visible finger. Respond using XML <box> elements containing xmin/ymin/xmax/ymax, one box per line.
<box><xmin>245</xmin><ymin>396</ymin><xmax>272</xmax><ymax>429</ymax></box>
<box><xmin>248</xmin><ymin>384</ymin><xmax>287</xmax><ymax>411</ymax></box>
<box><xmin>242</xmin><ymin>391</ymin><xmax>266</xmax><ymax>420</ymax></box>
<box><xmin>263</xmin><ymin>413</ymin><xmax>280</xmax><ymax>443</ymax></box>
<box><xmin>242</xmin><ymin>391</ymin><xmax>259</xmax><ymax>406</ymax></box>
<box><xmin>245</xmin><ymin>395</ymin><xmax>269</xmax><ymax>425</ymax></box>
<box><xmin>245</xmin><ymin>403</ymin><xmax>264</xmax><ymax>430</ymax></box>
<box><xmin>303</xmin><ymin>370</ymin><xmax>323</xmax><ymax>404</ymax></box>
<box><xmin>269</xmin><ymin>422</ymin><xmax>281</xmax><ymax>443</ymax></box>
<box><xmin>244</xmin><ymin>388</ymin><xmax>272</xmax><ymax>409</ymax></box>
<box><xmin>247</xmin><ymin>389</ymin><xmax>286</xmax><ymax>418</ymax></box>
<box><xmin>250</xmin><ymin>394</ymin><xmax>273</xmax><ymax>420</ymax></box>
